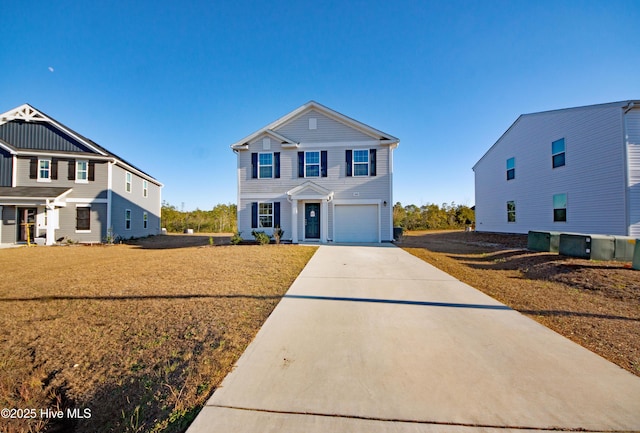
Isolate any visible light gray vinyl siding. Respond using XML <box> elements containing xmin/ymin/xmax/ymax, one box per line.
<box><xmin>626</xmin><ymin>108</ymin><xmax>640</xmax><ymax>236</ymax></box>
<box><xmin>276</xmin><ymin>109</ymin><xmax>375</xmax><ymax>143</ymax></box>
<box><xmin>56</xmin><ymin>203</ymin><xmax>108</xmax><ymax>243</ymax></box>
<box><xmin>110</xmin><ymin>164</ymin><xmax>161</xmax><ymax>238</ymax></box>
<box><xmin>15</xmin><ymin>157</ymin><xmax>108</xmax><ymax>199</ymax></box>
<box><xmin>474</xmin><ymin>104</ymin><xmax>627</xmax><ymax>235</ymax></box>
<box><xmin>1</xmin><ymin>206</ymin><xmax>16</xmax><ymax>243</ymax></box>
<box><xmin>0</xmin><ymin>148</ymin><xmax>12</xmax><ymax>186</ymax></box>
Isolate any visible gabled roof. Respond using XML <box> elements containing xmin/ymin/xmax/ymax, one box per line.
<box><xmin>286</xmin><ymin>181</ymin><xmax>334</xmax><ymax>201</ymax></box>
<box><xmin>472</xmin><ymin>100</ymin><xmax>640</xmax><ymax>171</ymax></box>
<box><xmin>0</xmin><ymin>104</ymin><xmax>162</xmax><ymax>186</ymax></box>
<box><xmin>231</xmin><ymin>101</ymin><xmax>399</xmax><ymax>150</ymax></box>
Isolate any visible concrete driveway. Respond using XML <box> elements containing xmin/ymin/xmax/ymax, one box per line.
<box><xmin>188</xmin><ymin>245</ymin><xmax>640</xmax><ymax>432</ymax></box>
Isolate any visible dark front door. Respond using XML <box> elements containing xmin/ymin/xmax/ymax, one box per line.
<box><xmin>17</xmin><ymin>207</ymin><xmax>37</xmax><ymax>242</ymax></box>
<box><xmin>305</xmin><ymin>203</ymin><xmax>320</xmax><ymax>239</ymax></box>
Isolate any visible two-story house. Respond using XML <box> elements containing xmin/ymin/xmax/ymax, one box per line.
<box><xmin>231</xmin><ymin>101</ymin><xmax>399</xmax><ymax>243</ymax></box>
<box><xmin>0</xmin><ymin>104</ymin><xmax>163</xmax><ymax>245</ymax></box>
<box><xmin>473</xmin><ymin>100</ymin><xmax>640</xmax><ymax>236</ymax></box>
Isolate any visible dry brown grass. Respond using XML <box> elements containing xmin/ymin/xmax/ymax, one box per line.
<box><xmin>0</xmin><ymin>235</ymin><xmax>316</xmax><ymax>433</ymax></box>
<box><xmin>399</xmin><ymin>230</ymin><xmax>640</xmax><ymax>377</ymax></box>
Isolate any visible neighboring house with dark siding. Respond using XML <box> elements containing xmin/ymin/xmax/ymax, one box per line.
<box><xmin>0</xmin><ymin>104</ymin><xmax>162</xmax><ymax>245</ymax></box>
<box><xmin>231</xmin><ymin>101</ymin><xmax>399</xmax><ymax>243</ymax></box>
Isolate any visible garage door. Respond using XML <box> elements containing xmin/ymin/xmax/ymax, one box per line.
<box><xmin>334</xmin><ymin>204</ymin><xmax>378</xmax><ymax>242</ymax></box>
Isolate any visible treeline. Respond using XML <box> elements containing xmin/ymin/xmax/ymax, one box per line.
<box><xmin>393</xmin><ymin>202</ymin><xmax>474</xmax><ymax>230</ymax></box>
<box><xmin>161</xmin><ymin>202</ymin><xmax>237</xmax><ymax>233</ymax></box>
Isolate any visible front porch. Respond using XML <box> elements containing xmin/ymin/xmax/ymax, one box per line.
<box><xmin>287</xmin><ymin>182</ymin><xmax>334</xmax><ymax>244</ymax></box>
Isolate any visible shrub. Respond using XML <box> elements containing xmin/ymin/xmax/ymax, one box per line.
<box><xmin>273</xmin><ymin>226</ymin><xmax>284</xmax><ymax>244</ymax></box>
<box><xmin>230</xmin><ymin>232</ymin><xmax>242</xmax><ymax>245</ymax></box>
<box><xmin>251</xmin><ymin>230</ymin><xmax>271</xmax><ymax>245</ymax></box>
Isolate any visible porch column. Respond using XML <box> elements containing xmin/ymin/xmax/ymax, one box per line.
<box><xmin>291</xmin><ymin>199</ymin><xmax>298</xmax><ymax>244</ymax></box>
<box><xmin>45</xmin><ymin>205</ymin><xmax>55</xmax><ymax>246</ymax></box>
<box><xmin>321</xmin><ymin>199</ymin><xmax>329</xmax><ymax>243</ymax></box>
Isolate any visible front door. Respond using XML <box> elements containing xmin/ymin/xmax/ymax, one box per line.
<box><xmin>17</xmin><ymin>207</ymin><xmax>37</xmax><ymax>242</ymax></box>
<box><xmin>305</xmin><ymin>203</ymin><xmax>320</xmax><ymax>239</ymax></box>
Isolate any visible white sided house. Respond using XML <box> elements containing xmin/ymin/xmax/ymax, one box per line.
<box><xmin>0</xmin><ymin>104</ymin><xmax>163</xmax><ymax>245</ymax></box>
<box><xmin>231</xmin><ymin>101</ymin><xmax>399</xmax><ymax>243</ymax></box>
<box><xmin>473</xmin><ymin>100</ymin><xmax>640</xmax><ymax>236</ymax></box>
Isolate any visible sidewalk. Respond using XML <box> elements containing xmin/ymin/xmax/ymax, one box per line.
<box><xmin>187</xmin><ymin>245</ymin><xmax>640</xmax><ymax>432</ymax></box>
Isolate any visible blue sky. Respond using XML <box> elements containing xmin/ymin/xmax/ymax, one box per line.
<box><xmin>2</xmin><ymin>0</ymin><xmax>639</xmax><ymax>211</ymax></box>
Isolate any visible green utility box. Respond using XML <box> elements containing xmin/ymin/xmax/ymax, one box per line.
<box><xmin>613</xmin><ymin>236</ymin><xmax>637</xmax><ymax>262</ymax></box>
<box><xmin>528</xmin><ymin>231</ymin><xmax>560</xmax><ymax>252</ymax></box>
<box><xmin>559</xmin><ymin>233</ymin><xmax>615</xmax><ymax>260</ymax></box>
<box><xmin>633</xmin><ymin>240</ymin><xmax>640</xmax><ymax>270</ymax></box>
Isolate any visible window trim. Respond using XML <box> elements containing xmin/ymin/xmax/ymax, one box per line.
<box><xmin>258</xmin><ymin>202</ymin><xmax>273</xmax><ymax>228</ymax></box>
<box><xmin>125</xmin><ymin>209</ymin><xmax>132</xmax><ymax>230</ymax></box>
<box><xmin>258</xmin><ymin>152</ymin><xmax>273</xmax><ymax>179</ymax></box>
<box><xmin>507</xmin><ymin>200</ymin><xmax>516</xmax><ymax>223</ymax></box>
<box><xmin>143</xmin><ymin>212</ymin><xmax>148</xmax><ymax>229</ymax></box>
<box><xmin>75</xmin><ymin>205</ymin><xmax>91</xmax><ymax>233</ymax></box>
<box><xmin>143</xmin><ymin>180</ymin><xmax>148</xmax><ymax>198</ymax></box>
<box><xmin>75</xmin><ymin>160</ymin><xmax>89</xmax><ymax>184</ymax></box>
<box><xmin>352</xmin><ymin>149</ymin><xmax>370</xmax><ymax>177</ymax></box>
<box><xmin>125</xmin><ymin>171</ymin><xmax>132</xmax><ymax>193</ymax></box>
<box><xmin>305</xmin><ymin>151</ymin><xmax>321</xmax><ymax>178</ymax></box>
<box><xmin>37</xmin><ymin>158</ymin><xmax>51</xmax><ymax>182</ymax></box>
<box><xmin>552</xmin><ymin>138</ymin><xmax>566</xmax><ymax>168</ymax></box>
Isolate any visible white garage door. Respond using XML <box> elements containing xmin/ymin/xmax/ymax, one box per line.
<box><xmin>334</xmin><ymin>204</ymin><xmax>378</xmax><ymax>242</ymax></box>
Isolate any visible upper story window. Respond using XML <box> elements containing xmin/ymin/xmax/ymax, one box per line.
<box><xmin>143</xmin><ymin>180</ymin><xmax>148</xmax><ymax>198</ymax></box>
<box><xmin>506</xmin><ymin>157</ymin><xmax>515</xmax><ymax>180</ymax></box>
<box><xmin>125</xmin><ymin>172</ymin><xmax>132</xmax><ymax>193</ymax></box>
<box><xmin>38</xmin><ymin>158</ymin><xmax>51</xmax><ymax>182</ymax></box>
<box><xmin>305</xmin><ymin>151</ymin><xmax>320</xmax><ymax>177</ymax></box>
<box><xmin>353</xmin><ymin>150</ymin><xmax>369</xmax><ymax>176</ymax></box>
<box><xmin>346</xmin><ymin>149</ymin><xmax>377</xmax><ymax>177</ymax></box>
<box><xmin>553</xmin><ymin>193</ymin><xmax>567</xmax><ymax>222</ymax></box>
<box><xmin>258</xmin><ymin>153</ymin><xmax>273</xmax><ymax>178</ymax></box>
<box><xmin>552</xmin><ymin>138</ymin><xmax>565</xmax><ymax>168</ymax></box>
<box><xmin>76</xmin><ymin>160</ymin><xmax>88</xmax><ymax>183</ymax></box>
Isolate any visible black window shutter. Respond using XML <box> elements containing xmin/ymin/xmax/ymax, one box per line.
<box><xmin>345</xmin><ymin>150</ymin><xmax>352</xmax><ymax>177</ymax></box>
<box><xmin>369</xmin><ymin>149</ymin><xmax>377</xmax><ymax>176</ymax></box>
<box><xmin>88</xmin><ymin>162</ymin><xmax>95</xmax><ymax>181</ymax></box>
<box><xmin>251</xmin><ymin>202</ymin><xmax>258</xmax><ymax>228</ymax></box>
<box><xmin>298</xmin><ymin>152</ymin><xmax>304</xmax><ymax>177</ymax></box>
<box><xmin>321</xmin><ymin>151</ymin><xmax>328</xmax><ymax>177</ymax></box>
<box><xmin>274</xmin><ymin>202</ymin><xmax>281</xmax><ymax>227</ymax></box>
<box><xmin>29</xmin><ymin>158</ymin><xmax>37</xmax><ymax>179</ymax></box>
<box><xmin>68</xmin><ymin>160</ymin><xmax>76</xmax><ymax>180</ymax></box>
<box><xmin>51</xmin><ymin>159</ymin><xmax>58</xmax><ymax>180</ymax></box>
<box><xmin>251</xmin><ymin>153</ymin><xmax>258</xmax><ymax>179</ymax></box>
<box><xmin>274</xmin><ymin>152</ymin><xmax>280</xmax><ymax>178</ymax></box>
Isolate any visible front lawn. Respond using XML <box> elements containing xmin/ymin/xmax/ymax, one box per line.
<box><xmin>0</xmin><ymin>237</ymin><xmax>316</xmax><ymax>433</ymax></box>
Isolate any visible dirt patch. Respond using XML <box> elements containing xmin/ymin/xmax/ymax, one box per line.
<box><xmin>399</xmin><ymin>230</ymin><xmax>640</xmax><ymax>377</ymax></box>
<box><xmin>0</xmin><ymin>237</ymin><xmax>316</xmax><ymax>433</ymax></box>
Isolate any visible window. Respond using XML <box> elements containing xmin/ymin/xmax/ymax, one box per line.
<box><xmin>76</xmin><ymin>206</ymin><xmax>90</xmax><ymax>231</ymax></box>
<box><xmin>125</xmin><ymin>172</ymin><xmax>132</xmax><ymax>193</ymax></box>
<box><xmin>507</xmin><ymin>201</ymin><xmax>516</xmax><ymax>222</ymax></box>
<box><xmin>305</xmin><ymin>151</ymin><xmax>320</xmax><ymax>177</ymax></box>
<box><xmin>506</xmin><ymin>157</ymin><xmax>515</xmax><ymax>180</ymax></box>
<box><xmin>259</xmin><ymin>202</ymin><xmax>273</xmax><ymax>228</ymax></box>
<box><xmin>143</xmin><ymin>180</ymin><xmax>148</xmax><ymax>198</ymax></box>
<box><xmin>143</xmin><ymin>212</ymin><xmax>148</xmax><ymax>229</ymax></box>
<box><xmin>353</xmin><ymin>150</ymin><xmax>369</xmax><ymax>176</ymax></box>
<box><xmin>38</xmin><ymin>159</ymin><xmax>51</xmax><ymax>182</ymax></box>
<box><xmin>553</xmin><ymin>193</ymin><xmax>567</xmax><ymax>222</ymax></box>
<box><xmin>552</xmin><ymin>138</ymin><xmax>565</xmax><ymax>168</ymax></box>
<box><xmin>258</xmin><ymin>153</ymin><xmax>273</xmax><ymax>179</ymax></box>
<box><xmin>125</xmin><ymin>209</ymin><xmax>131</xmax><ymax>230</ymax></box>
<box><xmin>76</xmin><ymin>160</ymin><xmax>88</xmax><ymax>183</ymax></box>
